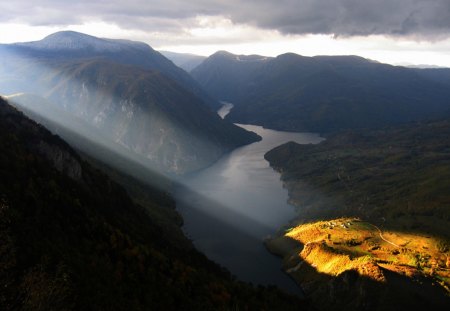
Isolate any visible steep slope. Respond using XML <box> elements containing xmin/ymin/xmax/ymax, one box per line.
<box><xmin>264</xmin><ymin>119</ymin><xmax>450</xmax><ymax>222</ymax></box>
<box><xmin>414</xmin><ymin>67</ymin><xmax>450</xmax><ymax>87</ymax></box>
<box><xmin>0</xmin><ymin>97</ymin><xmax>306</xmax><ymax>310</ymax></box>
<box><xmin>49</xmin><ymin>59</ymin><xmax>260</xmax><ymax>173</ymax></box>
<box><xmin>5</xmin><ymin>31</ymin><xmax>218</xmax><ymax>109</ymax></box>
<box><xmin>0</xmin><ymin>33</ymin><xmax>260</xmax><ymax>174</ymax></box>
<box><xmin>192</xmin><ymin>51</ymin><xmax>450</xmax><ymax>132</ymax></box>
<box><xmin>191</xmin><ymin>51</ymin><xmax>272</xmax><ymax>103</ymax></box>
<box><xmin>6</xmin><ymin>93</ymin><xmax>172</xmax><ymax>193</ymax></box>
<box><xmin>159</xmin><ymin>51</ymin><xmax>206</xmax><ymax>72</ymax></box>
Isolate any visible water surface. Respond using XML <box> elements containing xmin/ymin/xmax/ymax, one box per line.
<box><xmin>217</xmin><ymin>102</ymin><xmax>234</xmax><ymax>119</ymax></box>
<box><xmin>175</xmin><ymin>106</ymin><xmax>324</xmax><ymax>294</ymax></box>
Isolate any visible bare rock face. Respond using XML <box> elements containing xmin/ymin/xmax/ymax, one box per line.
<box><xmin>0</xmin><ymin>97</ymin><xmax>83</xmax><ymax>182</ymax></box>
<box><xmin>39</xmin><ymin>60</ymin><xmax>260</xmax><ymax>174</ymax></box>
<box><xmin>36</xmin><ymin>141</ymin><xmax>82</xmax><ymax>181</ymax></box>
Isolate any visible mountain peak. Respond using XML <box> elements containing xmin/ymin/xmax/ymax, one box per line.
<box><xmin>275</xmin><ymin>52</ymin><xmax>306</xmax><ymax>60</ymax></box>
<box><xmin>14</xmin><ymin>30</ymin><xmax>150</xmax><ymax>53</ymax></box>
<box><xmin>18</xmin><ymin>31</ymin><xmax>111</xmax><ymax>51</ymax></box>
<box><xmin>44</xmin><ymin>30</ymin><xmax>94</xmax><ymax>41</ymax></box>
<box><xmin>313</xmin><ymin>54</ymin><xmax>375</xmax><ymax>65</ymax></box>
<box><xmin>211</xmin><ymin>50</ymin><xmax>236</xmax><ymax>58</ymax></box>
<box><xmin>210</xmin><ymin>50</ymin><xmax>270</xmax><ymax>62</ymax></box>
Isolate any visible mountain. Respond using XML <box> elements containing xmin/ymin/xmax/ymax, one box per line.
<box><xmin>192</xmin><ymin>51</ymin><xmax>450</xmax><ymax>132</ymax></box>
<box><xmin>0</xmin><ymin>33</ymin><xmax>260</xmax><ymax>174</ymax></box>
<box><xmin>5</xmin><ymin>93</ymin><xmax>173</xmax><ymax>194</ymax></box>
<box><xmin>14</xmin><ymin>31</ymin><xmax>150</xmax><ymax>52</ymax></box>
<box><xmin>159</xmin><ymin>51</ymin><xmax>206</xmax><ymax>72</ymax></box>
<box><xmin>0</xmin><ymin>97</ymin><xmax>306</xmax><ymax>310</ymax></box>
<box><xmin>414</xmin><ymin>67</ymin><xmax>450</xmax><ymax>87</ymax></box>
<box><xmin>264</xmin><ymin>118</ymin><xmax>450</xmax><ymax>310</ymax></box>
<box><xmin>6</xmin><ymin>60</ymin><xmax>259</xmax><ymax>174</ymax></box>
<box><xmin>191</xmin><ymin>51</ymin><xmax>272</xmax><ymax>104</ymax></box>
<box><xmin>6</xmin><ymin>31</ymin><xmax>219</xmax><ymax>109</ymax></box>
<box><xmin>265</xmin><ymin>119</ymin><xmax>450</xmax><ymax>223</ymax></box>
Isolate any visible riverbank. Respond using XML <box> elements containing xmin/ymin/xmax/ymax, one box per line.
<box><xmin>266</xmin><ymin>217</ymin><xmax>450</xmax><ymax>310</ymax></box>
<box><xmin>263</xmin><ymin>119</ymin><xmax>450</xmax><ymax>309</ymax></box>
<box><xmin>175</xmin><ymin>120</ymin><xmax>323</xmax><ymax>294</ymax></box>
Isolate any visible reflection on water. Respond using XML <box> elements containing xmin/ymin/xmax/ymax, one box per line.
<box><xmin>175</xmin><ymin>109</ymin><xmax>324</xmax><ymax>294</ymax></box>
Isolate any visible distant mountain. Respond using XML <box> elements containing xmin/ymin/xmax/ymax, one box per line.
<box><xmin>397</xmin><ymin>63</ymin><xmax>447</xmax><ymax>69</ymax></box>
<box><xmin>414</xmin><ymin>67</ymin><xmax>450</xmax><ymax>87</ymax></box>
<box><xmin>0</xmin><ymin>32</ymin><xmax>260</xmax><ymax>174</ymax></box>
<box><xmin>159</xmin><ymin>51</ymin><xmax>206</xmax><ymax>72</ymax></box>
<box><xmin>191</xmin><ymin>51</ymin><xmax>272</xmax><ymax>104</ymax></box>
<box><xmin>2</xmin><ymin>31</ymin><xmax>219</xmax><ymax>109</ymax></box>
<box><xmin>14</xmin><ymin>30</ymin><xmax>150</xmax><ymax>52</ymax></box>
<box><xmin>192</xmin><ymin>51</ymin><xmax>450</xmax><ymax>132</ymax></box>
<box><xmin>0</xmin><ymin>97</ymin><xmax>305</xmax><ymax>310</ymax></box>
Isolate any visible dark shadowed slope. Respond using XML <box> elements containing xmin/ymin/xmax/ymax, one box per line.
<box><xmin>265</xmin><ymin>119</ymin><xmax>450</xmax><ymax>223</ymax></box>
<box><xmin>191</xmin><ymin>51</ymin><xmax>272</xmax><ymax>104</ymax></box>
<box><xmin>192</xmin><ymin>51</ymin><xmax>450</xmax><ymax>132</ymax></box>
<box><xmin>0</xmin><ymin>97</ymin><xmax>306</xmax><ymax>310</ymax></box>
<box><xmin>414</xmin><ymin>67</ymin><xmax>450</xmax><ymax>87</ymax></box>
<box><xmin>6</xmin><ymin>93</ymin><xmax>172</xmax><ymax>193</ymax></box>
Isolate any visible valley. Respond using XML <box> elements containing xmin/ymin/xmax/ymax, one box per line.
<box><xmin>0</xmin><ymin>97</ymin><xmax>307</xmax><ymax>310</ymax></box>
<box><xmin>175</xmin><ymin>120</ymin><xmax>323</xmax><ymax>293</ymax></box>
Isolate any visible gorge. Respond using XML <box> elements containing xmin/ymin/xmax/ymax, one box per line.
<box><xmin>175</xmin><ymin>104</ymin><xmax>324</xmax><ymax>293</ymax></box>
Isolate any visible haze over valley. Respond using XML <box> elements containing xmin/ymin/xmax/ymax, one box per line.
<box><xmin>1</xmin><ymin>1</ymin><xmax>450</xmax><ymax>310</ymax></box>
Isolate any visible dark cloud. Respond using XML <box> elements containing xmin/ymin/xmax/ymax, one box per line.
<box><xmin>229</xmin><ymin>0</ymin><xmax>450</xmax><ymax>39</ymax></box>
<box><xmin>1</xmin><ymin>0</ymin><xmax>449</xmax><ymax>39</ymax></box>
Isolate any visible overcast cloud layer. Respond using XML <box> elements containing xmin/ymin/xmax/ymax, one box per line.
<box><xmin>1</xmin><ymin>0</ymin><xmax>449</xmax><ymax>40</ymax></box>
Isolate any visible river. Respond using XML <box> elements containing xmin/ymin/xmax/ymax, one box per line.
<box><xmin>175</xmin><ymin>103</ymin><xmax>324</xmax><ymax>294</ymax></box>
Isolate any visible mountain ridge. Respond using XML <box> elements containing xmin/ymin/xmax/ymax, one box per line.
<box><xmin>14</xmin><ymin>31</ymin><xmax>150</xmax><ymax>52</ymax></box>
<box><xmin>191</xmin><ymin>50</ymin><xmax>271</xmax><ymax>104</ymax></box>
<box><xmin>192</xmin><ymin>50</ymin><xmax>450</xmax><ymax>132</ymax></box>
<box><xmin>2</xmin><ymin>30</ymin><xmax>220</xmax><ymax>109</ymax></box>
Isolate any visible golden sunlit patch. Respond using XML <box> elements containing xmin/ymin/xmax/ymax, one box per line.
<box><xmin>268</xmin><ymin>218</ymin><xmax>450</xmax><ymax>292</ymax></box>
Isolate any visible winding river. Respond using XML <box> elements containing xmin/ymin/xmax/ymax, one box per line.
<box><xmin>175</xmin><ymin>103</ymin><xmax>324</xmax><ymax>294</ymax></box>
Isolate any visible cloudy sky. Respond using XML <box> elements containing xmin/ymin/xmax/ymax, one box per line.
<box><xmin>1</xmin><ymin>0</ymin><xmax>450</xmax><ymax>66</ymax></box>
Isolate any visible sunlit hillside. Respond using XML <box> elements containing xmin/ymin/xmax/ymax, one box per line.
<box><xmin>267</xmin><ymin>217</ymin><xmax>449</xmax><ymax>309</ymax></box>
